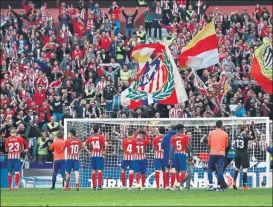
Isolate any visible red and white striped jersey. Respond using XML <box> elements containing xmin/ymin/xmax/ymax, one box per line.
<box><xmin>85</xmin><ymin>133</ymin><xmax>106</xmax><ymax>157</ymax></box>
<box><xmin>161</xmin><ymin>0</ymin><xmax>170</xmax><ymax>9</ymax></box>
<box><xmin>171</xmin><ymin>133</ymin><xmax>189</xmax><ymax>154</ymax></box>
<box><xmin>135</xmin><ymin>139</ymin><xmax>150</xmax><ymax>160</ymax></box>
<box><xmin>5</xmin><ymin>136</ymin><xmax>24</xmax><ymax>159</ymax></box>
<box><xmin>96</xmin><ymin>80</ymin><xmax>106</xmax><ymax>92</ymax></box>
<box><xmin>41</xmin><ymin>4</ymin><xmax>47</xmax><ymax>23</ymax></box>
<box><xmin>153</xmin><ymin>135</ymin><xmax>164</xmax><ymax>159</ymax></box>
<box><xmin>169</xmin><ymin>107</ymin><xmax>178</xmax><ymax>118</ymax></box>
<box><xmin>64</xmin><ymin>138</ymin><xmax>82</xmax><ymax>160</ymax></box>
<box><xmin>122</xmin><ymin>138</ymin><xmax>136</xmax><ymax>160</ymax></box>
<box><xmin>86</xmin><ymin>19</ymin><xmax>95</xmax><ymax>32</ymax></box>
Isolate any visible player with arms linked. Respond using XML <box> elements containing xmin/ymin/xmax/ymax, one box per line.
<box><xmin>83</xmin><ymin>124</ymin><xmax>108</xmax><ymax>190</ymax></box>
<box><xmin>233</xmin><ymin>122</ymin><xmax>256</xmax><ymax>190</ymax></box>
<box><xmin>153</xmin><ymin>127</ymin><xmax>166</xmax><ymax>190</ymax></box>
<box><xmin>120</xmin><ymin>129</ymin><xmax>136</xmax><ymax>190</ymax></box>
<box><xmin>169</xmin><ymin>124</ymin><xmax>189</xmax><ymax>190</ymax></box>
<box><xmin>5</xmin><ymin>127</ymin><xmax>27</xmax><ymax>191</ymax></box>
<box><xmin>134</xmin><ymin>129</ymin><xmax>151</xmax><ymax>190</ymax></box>
<box><xmin>63</xmin><ymin>129</ymin><xmax>82</xmax><ymax>191</ymax></box>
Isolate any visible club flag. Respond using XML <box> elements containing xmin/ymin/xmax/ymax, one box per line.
<box><xmin>193</xmin><ymin>71</ymin><xmax>232</xmax><ymax>109</ymax></box>
<box><xmin>178</xmin><ymin>21</ymin><xmax>219</xmax><ymax>69</ymax></box>
<box><xmin>22</xmin><ymin>18</ymin><xmax>41</xmax><ymax>31</ymax></box>
<box><xmin>251</xmin><ymin>37</ymin><xmax>272</xmax><ymax>94</ymax></box>
<box><xmin>121</xmin><ymin>42</ymin><xmax>188</xmax><ymax>109</ymax></box>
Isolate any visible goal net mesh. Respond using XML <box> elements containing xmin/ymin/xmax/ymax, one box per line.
<box><xmin>64</xmin><ymin>118</ymin><xmax>271</xmax><ymax>188</ymax></box>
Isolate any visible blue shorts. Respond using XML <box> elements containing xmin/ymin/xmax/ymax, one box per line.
<box><xmin>134</xmin><ymin>160</ymin><xmax>147</xmax><ymax>174</ymax></box>
<box><xmin>154</xmin><ymin>159</ymin><xmax>165</xmax><ymax>172</ymax></box>
<box><xmin>53</xmin><ymin>160</ymin><xmax>65</xmax><ymax>177</ymax></box>
<box><xmin>208</xmin><ymin>155</ymin><xmax>225</xmax><ymax>171</ymax></box>
<box><xmin>65</xmin><ymin>159</ymin><xmax>80</xmax><ymax>173</ymax></box>
<box><xmin>121</xmin><ymin>160</ymin><xmax>135</xmax><ymax>171</ymax></box>
<box><xmin>172</xmin><ymin>153</ymin><xmax>187</xmax><ymax>171</ymax></box>
<box><xmin>7</xmin><ymin>159</ymin><xmax>21</xmax><ymax>173</ymax></box>
<box><xmin>91</xmin><ymin>157</ymin><xmax>104</xmax><ymax>170</ymax></box>
<box><xmin>163</xmin><ymin>154</ymin><xmax>175</xmax><ymax>169</ymax></box>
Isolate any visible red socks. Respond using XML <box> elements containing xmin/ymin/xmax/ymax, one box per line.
<box><xmin>129</xmin><ymin>174</ymin><xmax>134</xmax><ymax>188</ymax></box>
<box><xmin>141</xmin><ymin>174</ymin><xmax>145</xmax><ymax>187</ymax></box>
<box><xmin>135</xmin><ymin>173</ymin><xmax>140</xmax><ymax>184</ymax></box>
<box><xmin>164</xmin><ymin>172</ymin><xmax>169</xmax><ymax>188</ymax></box>
<box><xmin>8</xmin><ymin>174</ymin><xmax>12</xmax><ymax>188</ymax></box>
<box><xmin>98</xmin><ymin>172</ymin><xmax>102</xmax><ymax>187</ymax></box>
<box><xmin>92</xmin><ymin>173</ymin><xmax>96</xmax><ymax>188</ymax></box>
<box><xmin>176</xmin><ymin>173</ymin><xmax>180</xmax><ymax>183</ymax></box>
<box><xmin>121</xmin><ymin>172</ymin><xmax>126</xmax><ymax>187</ymax></box>
<box><xmin>155</xmin><ymin>172</ymin><xmax>160</xmax><ymax>188</ymax></box>
<box><xmin>15</xmin><ymin>173</ymin><xmax>20</xmax><ymax>187</ymax></box>
<box><xmin>171</xmin><ymin>173</ymin><xmax>176</xmax><ymax>188</ymax></box>
<box><xmin>179</xmin><ymin>172</ymin><xmax>186</xmax><ymax>183</ymax></box>
<box><xmin>76</xmin><ymin>183</ymin><xmax>79</xmax><ymax>189</ymax></box>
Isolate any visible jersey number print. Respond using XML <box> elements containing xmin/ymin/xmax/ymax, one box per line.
<box><xmin>8</xmin><ymin>142</ymin><xmax>20</xmax><ymax>152</ymax></box>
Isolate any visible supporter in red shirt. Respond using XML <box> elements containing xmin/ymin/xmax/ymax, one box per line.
<box><xmin>33</xmin><ymin>86</ymin><xmax>47</xmax><ymax>107</ymax></box>
<box><xmin>71</xmin><ymin>17</ymin><xmax>85</xmax><ymax>37</ymax></box>
<box><xmin>56</xmin><ymin>0</ymin><xmax>66</xmax><ymax>15</ymax></box>
<box><xmin>99</xmin><ymin>31</ymin><xmax>111</xmax><ymax>52</ymax></box>
<box><xmin>72</xmin><ymin>45</ymin><xmax>83</xmax><ymax>60</ymax></box>
<box><xmin>108</xmin><ymin>1</ymin><xmax>121</xmax><ymax>21</ymax></box>
<box><xmin>21</xmin><ymin>0</ymin><xmax>35</xmax><ymax>13</ymax></box>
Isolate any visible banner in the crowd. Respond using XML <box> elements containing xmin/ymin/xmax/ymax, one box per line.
<box><xmin>22</xmin><ymin>18</ymin><xmax>42</xmax><ymax>31</ymax></box>
<box><xmin>251</xmin><ymin>37</ymin><xmax>272</xmax><ymax>94</ymax></box>
<box><xmin>193</xmin><ymin>71</ymin><xmax>233</xmax><ymax>108</ymax></box>
<box><xmin>178</xmin><ymin>21</ymin><xmax>219</xmax><ymax>70</ymax></box>
<box><xmin>20</xmin><ymin>166</ymin><xmax>271</xmax><ymax>188</ymax></box>
<box><xmin>121</xmin><ymin>42</ymin><xmax>188</xmax><ymax>109</ymax></box>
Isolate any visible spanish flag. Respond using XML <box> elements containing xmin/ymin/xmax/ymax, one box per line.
<box><xmin>251</xmin><ymin>38</ymin><xmax>272</xmax><ymax>94</ymax></box>
<box><xmin>178</xmin><ymin>21</ymin><xmax>219</xmax><ymax>69</ymax></box>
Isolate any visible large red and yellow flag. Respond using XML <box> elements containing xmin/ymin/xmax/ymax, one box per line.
<box><xmin>178</xmin><ymin>21</ymin><xmax>219</xmax><ymax>69</ymax></box>
<box><xmin>251</xmin><ymin>38</ymin><xmax>272</xmax><ymax>94</ymax></box>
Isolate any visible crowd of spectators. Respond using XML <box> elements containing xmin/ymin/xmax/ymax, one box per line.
<box><xmin>0</xmin><ymin>0</ymin><xmax>272</xmax><ymax>161</ymax></box>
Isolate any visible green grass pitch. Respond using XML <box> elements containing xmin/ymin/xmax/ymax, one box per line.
<box><xmin>1</xmin><ymin>188</ymin><xmax>272</xmax><ymax>206</ymax></box>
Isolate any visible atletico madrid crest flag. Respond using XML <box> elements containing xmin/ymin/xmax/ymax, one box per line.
<box><xmin>120</xmin><ymin>43</ymin><xmax>188</xmax><ymax>109</ymax></box>
<box><xmin>178</xmin><ymin>21</ymin><xmax>219</xmax><ymax>69</ymax></box>
<box><xmin>251</xmin><ymin>38</ymin><xmax>272</xmax><ymax>94</ymax></box>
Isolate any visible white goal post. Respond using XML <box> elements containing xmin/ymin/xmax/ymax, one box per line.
<box><xmin>63</xmin><ymin>117</ymin><xmax>272</xmax><ymax>188</ymax></box>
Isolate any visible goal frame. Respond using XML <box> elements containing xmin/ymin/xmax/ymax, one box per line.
<box><xmin>64</xmin><ymin>117</ymin><xmax>271</xmax><ymax>188</ymax></box>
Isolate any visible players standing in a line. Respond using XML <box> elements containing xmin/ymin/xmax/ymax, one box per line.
<box><xmin>161</xmin><ymin>125</ymin><xmax>177</xmax><ymax>190</ymax></box>
<box><xmin>134</xmin><ymin>130</ymin><xmax>151</xmax><ymax>190</ymax></box>
<box><xmin>120</xmin><ymin>130</ymin><xmax>137</xmax><ymax>190</ymax></box>
<box><xmin>63</xmin><ymin>129</ymin><xmax>82</xmax><ymax>191</ymax></box>
<box><xmin>83</xmin><ymin>124</ymin><xmax>108</xmax><ymax>190</ymax></box>
<box><xmin>153</xmin><ymin>127</ymin><xmax>166</xmax><ymax>190</ymax></box>
<box><xmin>49</xmin><ymin>131</ymin><xmax>66</xmax><ymax>190</ymax></box>
<box><xmin>233</xmin><ymin>124</ymin><xmax>256</xmax><ymax>190</ymax></box>
<box><xmin>169</xmin><ymin>124</ymin><xmax>189</xmax><ymax>190</ymax></box>
<box><xmin>5</xmin><ymin>128</ymin><xmax>26</xmax><ymax>191</ymax></box>
<box><xmin>207</xmin><ymin>120</ymin><xmax>229</xmax><ymax>191</ymax></box>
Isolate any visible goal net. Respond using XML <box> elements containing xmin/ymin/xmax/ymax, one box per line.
<box><xmin>63</xmin><ymin>117</ymin><xmax>271</xmax><ymax>188</ymax></box>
